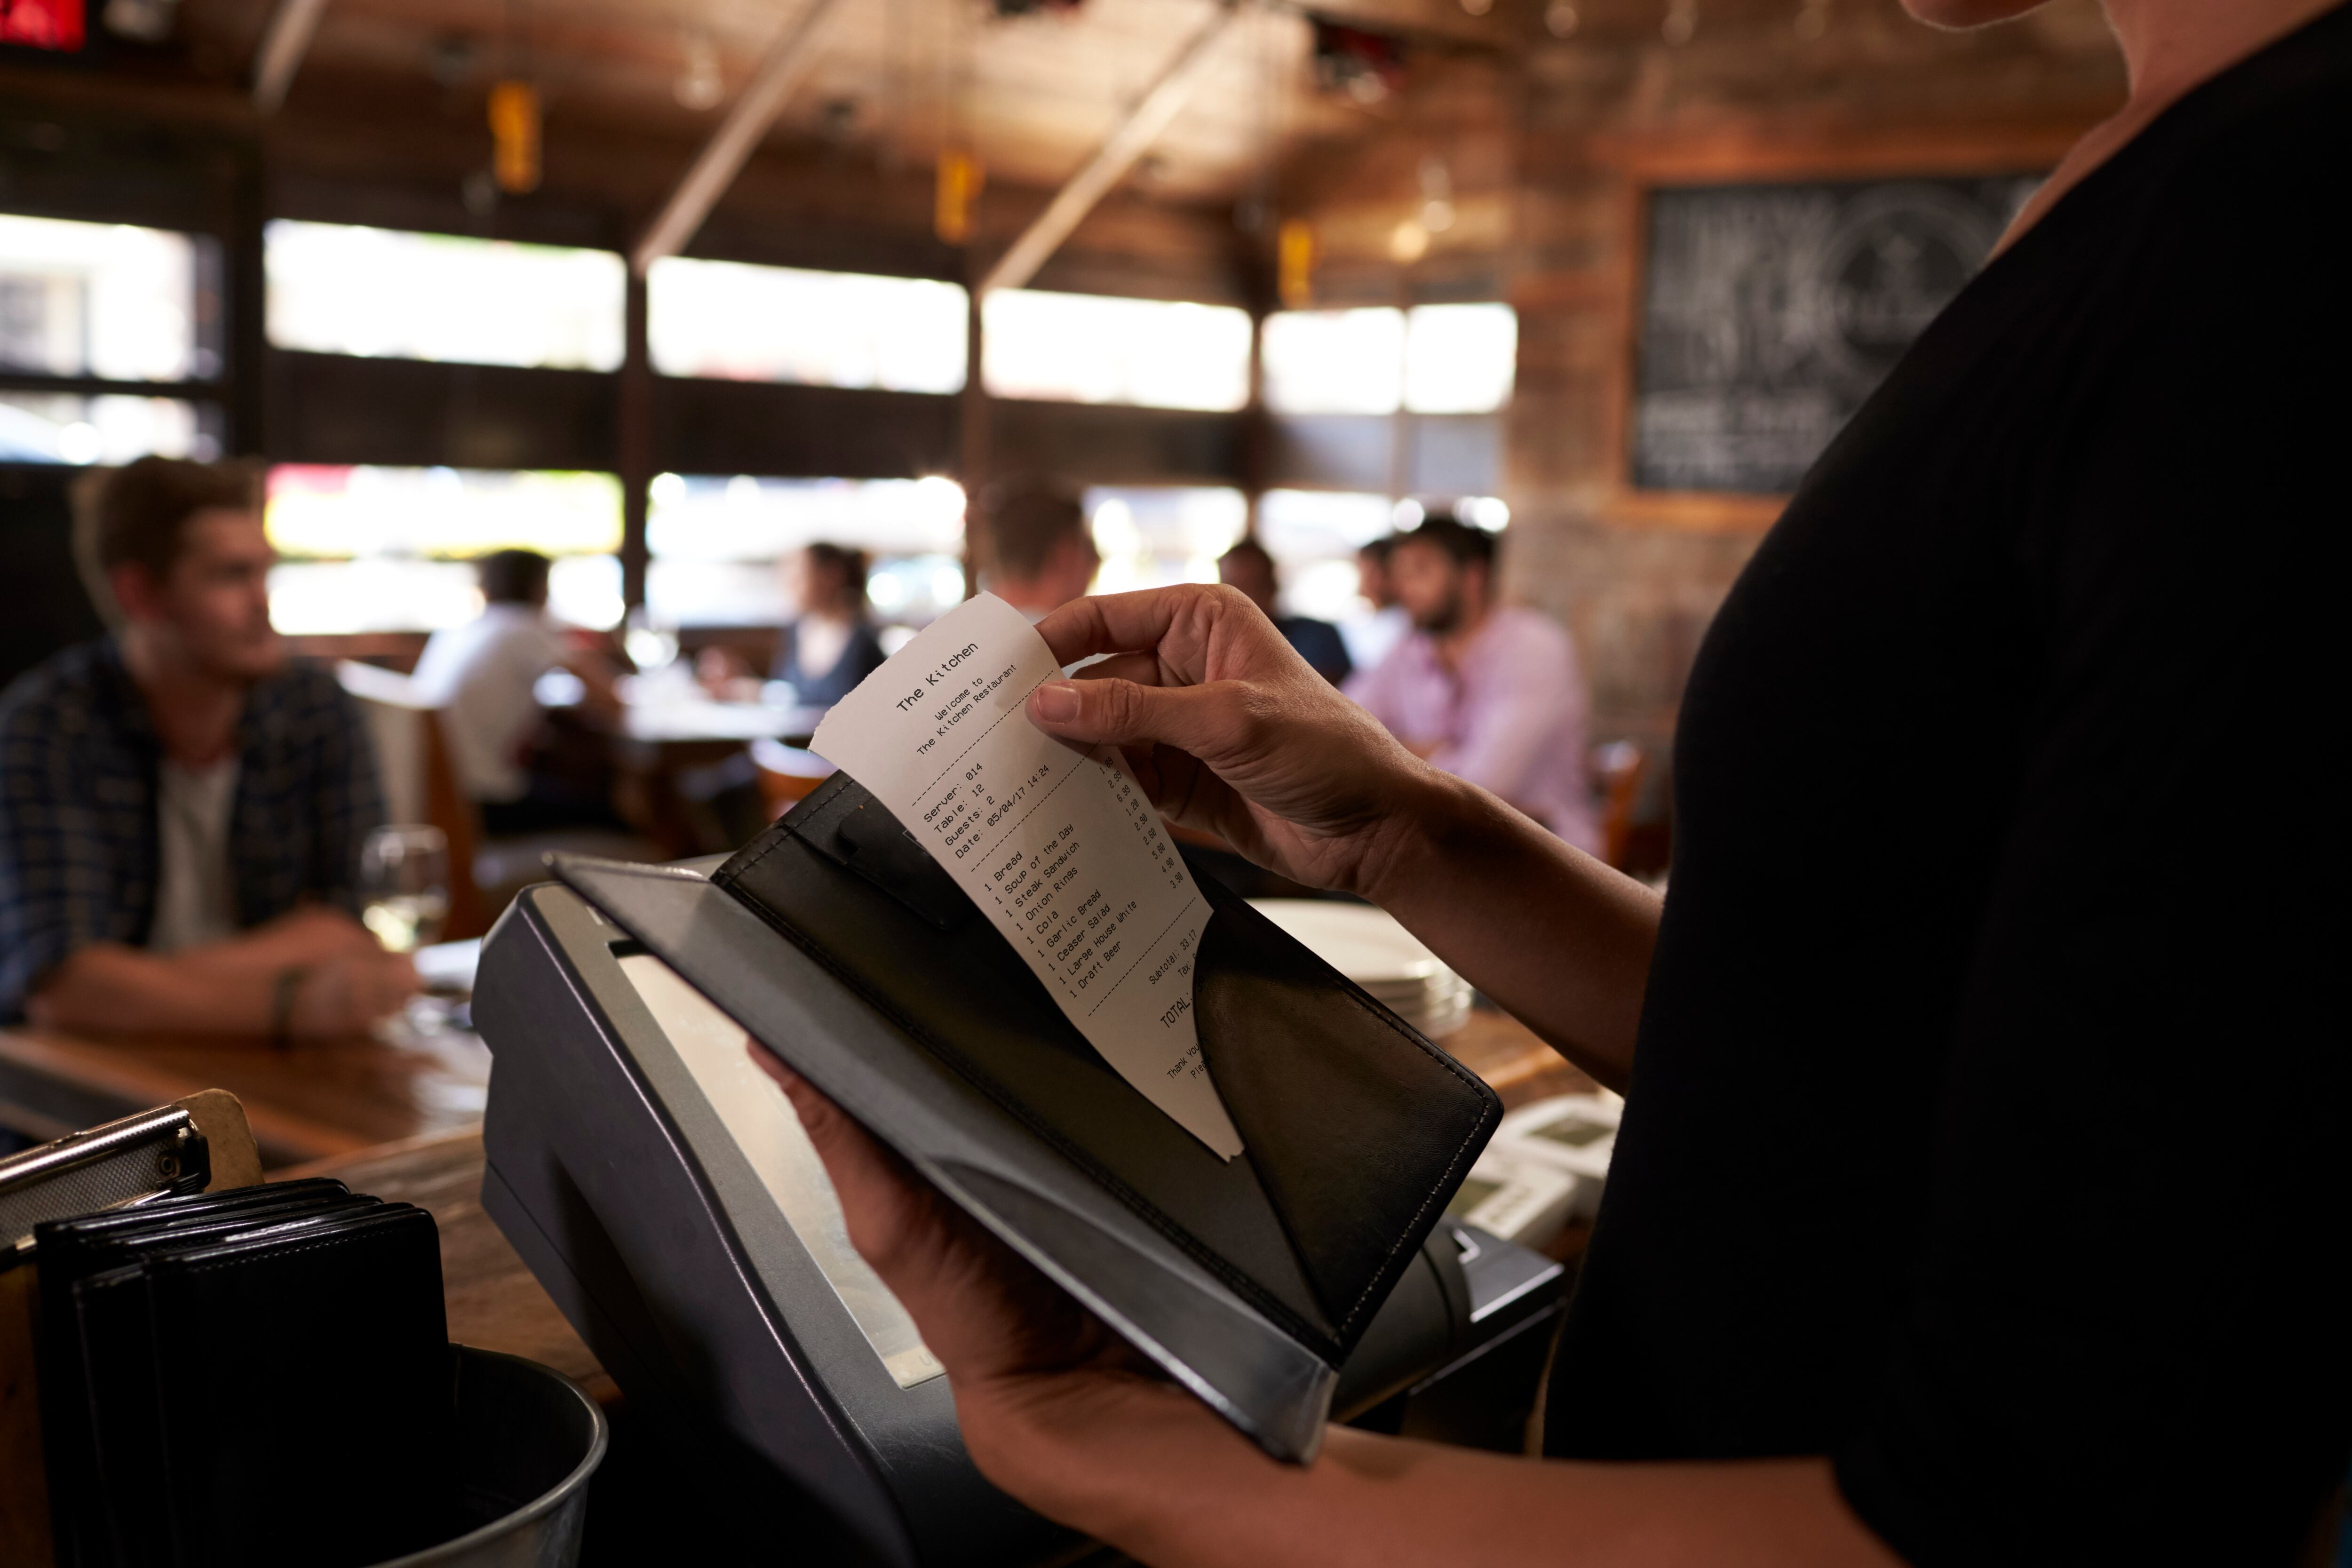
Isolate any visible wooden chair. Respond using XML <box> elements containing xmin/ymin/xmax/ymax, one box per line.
<box><xmin>335</xmin><ymin>661</ymin><xmax>490</xmax><ymax>941</ymax></box>
<box><xmin>341</xmin><ymin>661</ymin><xmax>663</xmax><ymax>929</ymax></box>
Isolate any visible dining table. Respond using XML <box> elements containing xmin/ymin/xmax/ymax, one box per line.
<box><xmin>618</xmin><ymin>693</ymin><xmax>829</xmax><ymax>748</ymax></box>
<box><xmin>607</xmin><ymin>685</ymin><xmax>831</xmax><ymax>855</ymax></box>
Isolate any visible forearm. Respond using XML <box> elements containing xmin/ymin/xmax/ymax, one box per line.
<box><xmin>184</xmin><ymin>905</ymin><xmax>375</xmax><ymax>974</ymax></box>
<box><xmin>27</xmin><ymin>912</ymin><xmax>380</xmax><ymax>1035</ymax></box>
<box><xmin>973</xmin><ymin>1377</ymin><xmax>1894</xmax><ymax>1568</ymax></box>
<box><xmin>29</xmin><ymin>943</ymin><xmax>281</xmax><ymax>1035</ymax></box>
<box><xmin>1362</xmin><ymin>770</ymin><xmax>1660</xmax><ymax>1091</ymax></box>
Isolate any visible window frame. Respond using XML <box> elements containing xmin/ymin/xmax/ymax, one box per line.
<box><xmin>0</xmin><ymin>207</ymin><xmax>232</xmax><ymax>465</ymax></box>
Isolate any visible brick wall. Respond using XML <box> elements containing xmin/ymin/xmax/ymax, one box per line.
<box><xmin>1286</xmin><ymin>0</ymin><xmax>2125</xmax><ymax>752</ymax></box>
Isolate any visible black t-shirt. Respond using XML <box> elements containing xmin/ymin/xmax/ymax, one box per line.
<box><xmin>1543</xmin><ymin>10</ymin><xmax>2352</xmax><ymax>1564</ymax></box>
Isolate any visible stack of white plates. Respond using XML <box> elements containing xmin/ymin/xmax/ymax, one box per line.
<box><xmin>1246</xmin><ymin>899</ymin><xmax>1473</xmax><ymax>1039</ymax></box>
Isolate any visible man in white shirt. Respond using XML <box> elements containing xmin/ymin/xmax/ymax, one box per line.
<box><xmin>409</xmin><ymin>549</ymin><xmax>621</xmax><ymax>836</ymax></box>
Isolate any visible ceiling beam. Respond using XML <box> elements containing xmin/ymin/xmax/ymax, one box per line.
<box><xmin>631</xmin><ymin>0</ymin><xmax>854</xmax><ymax>275</ymax></box>
<box><xmin>250</xmin><ymin>0</ymin><xmax>334</xmax><ymax>114</ymax></box>
<box><xmin>1264</xmin><ymin>0</ymin><xmax>1520</xmax><ymax>51</ymax></box>
<box><xmin>977</xmin><ymin>1</ymin><xmax>1246</xmax><ymax>299</ymax></box>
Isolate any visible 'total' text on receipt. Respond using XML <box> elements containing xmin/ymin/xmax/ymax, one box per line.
<box><xmin>812</xmin><ymin>594</ymin><xmax>1242</xmax><ymax>1160</ymax></box>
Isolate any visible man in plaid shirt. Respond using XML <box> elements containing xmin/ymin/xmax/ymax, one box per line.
<box><xmin>0</xmin><ymin>458</ymin><xmax>414</xmax><ymax>1038</ymax></box>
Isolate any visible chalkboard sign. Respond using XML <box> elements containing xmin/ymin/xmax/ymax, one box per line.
<box><xmin>1631</xmin><ymin>175</ymin><xmax>2040</xmax><ymax>494</ymax></box>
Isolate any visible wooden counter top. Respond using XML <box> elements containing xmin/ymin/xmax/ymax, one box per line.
<box><xmin>0</xmin><ymin>1016</ymin><xmax>491</xmax><ymax>1168</ymax></box>
<box><xmin>1442</xmin><ymin>1008</ymin><xmax>1599</xmax><ymax>1110</ymax></box>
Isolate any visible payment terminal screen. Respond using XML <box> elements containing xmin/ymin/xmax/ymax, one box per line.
<box><xmin>616</xmin><ymin>953</ymin><xmax>945</xmax><ymax>1390</ymax></box>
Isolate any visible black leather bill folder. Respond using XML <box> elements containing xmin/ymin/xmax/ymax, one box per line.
<box><xmin>548</xmin><ymin>770</ymin><xmax>1503</xmax><ymax>1462</ymax></box>
<box><xmin>32</xmin><ymin>1181</ymin><xmax>456</xmax><ymax>1568</ymax></box>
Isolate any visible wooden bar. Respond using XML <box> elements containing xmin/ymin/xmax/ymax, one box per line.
<box><xmin>0</xmin><ymin>1023</ymin><xmax>490</xmax><ymax>1168</ymax></box>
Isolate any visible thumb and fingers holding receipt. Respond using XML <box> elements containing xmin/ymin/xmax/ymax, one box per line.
<box><xmin>1025</xmin><ymin>587</ymin><xmax>1431</xmax><ymax>897</ymax></box>
<box><xmin>812</xmin><ymin>592</ymin><xmax>1244</xmax><ymax>1159</ymax></box>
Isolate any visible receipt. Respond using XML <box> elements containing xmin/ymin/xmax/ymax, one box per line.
<box><xmin>813</xmin><ymin>594</ymin><xmax>1241</xmax><ymax>1160</ymax></box>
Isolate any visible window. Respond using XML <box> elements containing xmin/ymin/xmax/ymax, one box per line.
<box><xmin>1085</xmin><ymin>487</ymin><xmax>1248</xmax><ymax>596</ymax></box>
<box><xmin>0</xmin><ymin>213</ymin><xmax>215</xmax><ymax>382</ymax></box>
<box><xmin>984</xmin><ymin>291</ymin><xmax>1251</xmax><ymax>412</ymax></box>
<box><xmin>263</xmin><ymin>221</ymin><xmax>626</xmax><ymax>371</ymax></box>
<box><xmin>2</xmin><ymin>213</ymin><xmax>222</xmax><ymax>464</ymax></box>
<box><xmin>1255</xmin><ymin>489</ymin><xmax>1400</xmax><ymax>624</ymax></box>
<box><xmin>1261</xmin><ymin>304</ymin><xmax>1518</xmax><ymax>416</ymax></box>
<box><xmin>264</xmin><ymin>466</ymin><xmax>625</xmax><ymax>633</ymax></box>
<box><xmin>0</xmin><ymin>392</ymin><xmax>215</xmax><ymax>464</ymax></box>
<box><xmin>648</xmin><ymin>259</ymin><xmax>968</xmax><ymax>393</ymax></box>
<box><xmin>645</xmin><ymin>473</ymin><xmax>968</xmax><ymax>628</ymax></box>
<box><xmin>1404</xmin><ymin>304</ymin><xmax>1518</xmax><ymax>414</ymax></box>
<box><xmin>1261</xmin><ymin>309</ymin><xmax>1405</xmax><ymax>415</ymax></box>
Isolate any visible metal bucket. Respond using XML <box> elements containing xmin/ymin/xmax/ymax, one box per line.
<box><xmin>372</xmin><ymin>1345</ymin><xmax>609</xmax><ymax>1568</ymax></box>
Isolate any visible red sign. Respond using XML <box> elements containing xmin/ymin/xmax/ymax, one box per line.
<box><xmin>1</xmin><ymin>0</ymin><xmax>87</xmax><ymax>51</ymax></box>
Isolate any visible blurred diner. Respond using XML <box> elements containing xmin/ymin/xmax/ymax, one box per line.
<box><xmin>1216</xmin><ymin>535</ymin><xmax>1351</xmax><ymax>685</ymax></box>
<box><xmin>1344</xmin><ymin>532</ymin><xmax>1410</xmax><ymax>675</ymax></box>
<box><xmin>696</xmin><ymin>541</ymin><xmax>888</xmax><ymax>707</ymax></box>
<box><xmin>977</xmin><ymin>478</ymin><xmax>1100</xmax><ymax>621</ymax></box>
<box><xmin>1347</xmin><ymin>513</ymin><xmax>1598</xmax><ymax>853</ymax></box>
<box><xmin>769</xmin><ymin>542</ymin><xmax>888</xmax><ymax>704</ymax></box>
<box><xmin>409</xmin><ymin>548</ymin><xmax>626</xmax><ymax>837</ymax></box>
<box><xmin>0</xmin><ymin>457</ymin><xmax>414</xmax><ymax>1039</ymax></box>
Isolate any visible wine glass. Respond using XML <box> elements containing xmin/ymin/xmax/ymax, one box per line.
<box><xmin>360</xmin><ymin>825</ymin><xmax>451</xmax><ymax>955</ymax></box>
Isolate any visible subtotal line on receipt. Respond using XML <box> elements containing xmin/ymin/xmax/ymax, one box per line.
<box><xmin>913</xmin><ymin>680</ymin><xmax>1050</xmax><ymax>804</ymax></box>
<box><xmin>1087</xmin><ymin>894</ymin><xmax>1201</xmax><ymax>1019</ymax></box>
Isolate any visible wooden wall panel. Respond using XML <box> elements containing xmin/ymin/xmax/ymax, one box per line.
<box><xmin>1408</xmin><ymin>415</ymin><xmax>1500</xmax><ymax>497</ymax></box>
<box><xmin>988</xmin><ymin>400</ymin><xmax>1243</xmax><ymax>487</ymax></box>
<box><xmin>0</xmin><ymin>464</ymin><xmax>108</xmax><ymax>691</ymax></box>
<box><xmin>263</xmin><ymin>351</ymin><xmax>617</xmax><ymax>470</ymax></box>
<box><xmin>1265</xmin><ymin>415</ymin><xmax>1391</xmax><ymax>493</ymax></box>
<box><xmin>651</xmin><ymin>379</ymin><xmax>957</xmax><ymax>480</ymax></box>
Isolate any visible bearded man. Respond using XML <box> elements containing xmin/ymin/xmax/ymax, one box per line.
<box><xmin>1346</xmin><ymin>512</ymin><xmax>1598</xmax><ymax>852</ymax></box>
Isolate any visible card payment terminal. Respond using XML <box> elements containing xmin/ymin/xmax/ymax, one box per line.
<box><xmin>475</xmin><ymin>871</ymin><xmax>1566</xmax><ymax>1566</ymax></box>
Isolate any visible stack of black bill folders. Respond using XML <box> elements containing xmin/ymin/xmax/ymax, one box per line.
<box><xmin>32</xmin><ymin>1178</ymin><xmax>455</xmax><ymax>1568</ymax></box>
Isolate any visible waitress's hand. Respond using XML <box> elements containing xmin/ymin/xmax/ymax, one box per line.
<box><xmin>1028</xmin><ymin>586</ymin><xmax>1441</xmax><ymax>897</ymax></box>
<box><xmin>748</xmin><ymin>1047</ymin><xmax>1200</xmax><ymax>1514</ymax></box>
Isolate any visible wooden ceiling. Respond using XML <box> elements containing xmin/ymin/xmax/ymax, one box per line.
<box><xmin>154</xmin><ymin>0</ymin><xmax>2094</xmax><ymax>208</ymax></box>
<box><xmin>173</xmin><ymin>0</ymin><xmax>1460</xmax><ymax>204</ymax></box>
<box><xmin>3</xmin><ymin>0</ymin><xmax>2124</xmax><ymax>289</ymax></box>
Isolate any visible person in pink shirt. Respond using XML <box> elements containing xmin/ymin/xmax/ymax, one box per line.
<box><xmin>1346</xmin><ymin>513</ymin><xmax>1599</xmax><ymax>853</ymax></box>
